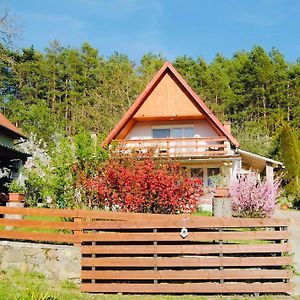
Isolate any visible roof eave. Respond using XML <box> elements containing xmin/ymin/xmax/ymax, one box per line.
<box><xmin>0</xmin><ymin>124</ymin><xmax>27</xmax><ymax>139</ymax></box>
<box><xmin>102</xmin><ymin>63</ymin><xmax>169</xmax><ymax>147</ymax></box>
<box><xmin>236</xmin><ymin>149</ymin><xmax>283</xmax><ymax>167</ymax></box>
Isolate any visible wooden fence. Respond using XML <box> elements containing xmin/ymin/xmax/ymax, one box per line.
<box><xmin>0</xmin><ymin>206</ymin><xmax>293</xmax><ymax>295</ymax></box>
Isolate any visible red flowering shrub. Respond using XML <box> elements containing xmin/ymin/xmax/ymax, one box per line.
<box><xmin>79</xmin><ymin>154</ymin><xmax>202</xmax><ymax>214</ymax></box>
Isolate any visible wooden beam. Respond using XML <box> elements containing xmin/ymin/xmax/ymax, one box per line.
<box><xmin>81</xmin><ymin>256</ymin><xmax>293</xmax><ymax>267</ymax></box>
<box><xmin>133</xmin><ymin>115</ymin><xmax>206</xmax><ymax>122</ymax></box>
<box><xmin>81</xmin><ymin>282</ymin><xmax>292</xmax><ymax>294</ymax></box>
<box><xmin>116</xmin><ymin>119</ymin><xmax>136</xmax><ymax>140</ymax></box>
<box><xmin>81</xmin><ymin>269</ymin><xmax>292</xmax><ymax>280</ymax></box>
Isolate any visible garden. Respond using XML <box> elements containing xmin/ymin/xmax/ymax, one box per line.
<box><xmin>6</xmin><ymin>129</ymin><xmax>294</xmax><ymax>218</ymax></box>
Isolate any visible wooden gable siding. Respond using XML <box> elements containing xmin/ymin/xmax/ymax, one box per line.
<box><xmin>117</xmin><ymin>70</ymin><xmax>212</xmax><ymax>140</ymax></box>
<box><xmin>134</xmin><ymin>71</ymin><xmax>202</xmax><ymax>118</ymax></box>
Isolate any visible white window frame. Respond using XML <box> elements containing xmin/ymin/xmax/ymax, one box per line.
<box><xmin>190</xmin><ymin>166</ymin><xmax>221</xmax><ymax>187</ymax></box>
<box><xmin>152</xmin><ymin>125</ymin><xmax>194</xmax><ymax>139</ymax></box>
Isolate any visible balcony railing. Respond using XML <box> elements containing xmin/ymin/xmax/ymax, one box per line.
<box><xmin>116</xmin><ymin>137</ymin><xmax>230</xmax><ymax>157</ymax></box>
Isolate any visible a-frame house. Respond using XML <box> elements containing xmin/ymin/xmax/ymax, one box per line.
<box><xmin>104</xmin><ymin>62</ymin><xmax>282</xmax><ymax>209</ymax></box>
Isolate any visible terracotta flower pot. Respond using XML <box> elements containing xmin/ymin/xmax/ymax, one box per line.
<box><xmin>280</xmin><ymin>204</ymin><xmax>289</xmax><ymax>210</ymax></box>
<box><xmin>214</xmin><ymin>188</ymin><xmax>229</xmax><ymax>198</ymax></box>
<box><xmin>8</xmin><ymin>193</ymin><xmax>25</xmax><ymax>203</ymax></box>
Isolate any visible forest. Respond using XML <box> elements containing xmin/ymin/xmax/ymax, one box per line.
<box><xmin>0</xmin><ymin>42</ymin><xmax>299</xmax><ymax>156</ymax></box>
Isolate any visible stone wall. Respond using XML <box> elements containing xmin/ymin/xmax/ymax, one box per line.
<box><xmin>0</xmin><ymin>241</ymin><xmax>80</xmax><ymax>282</ymax></box>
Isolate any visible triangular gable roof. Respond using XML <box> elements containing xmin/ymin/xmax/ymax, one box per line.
<box><xmin>103</xmin><ymin>61</ymin><xmax>239</xmax><ymax>147</ymax></box>
<box><xmin>0</xmin><ymin>112</ymin><xmax>27</xmax><ymax>139</ymax></box>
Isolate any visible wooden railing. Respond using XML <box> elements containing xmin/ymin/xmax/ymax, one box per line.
<box><xmin>0</xmin><ymin>206</ymin><xmax>293</xmax><ymax>295</ymax></box>
<box><xmin>116</xmin><ymin>136</ymin><xmax>230</xmax><ymax>157</ymax></box>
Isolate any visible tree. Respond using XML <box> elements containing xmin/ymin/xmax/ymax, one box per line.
<box><xmin>279</xmin><ymin>123</ymin><xmax>300</xmax><ymax>199</ymax></box>
<box><xmin>0</xmin><ymin>7</ymin><xmax>20</xmax><ymax>46</ymax></box>
<box><xmin>232</xmin><ymin>121</ymin><xmax>272</xmax><ymax>156</ymax></box>
<box><xmin>138</xmin><ymin>52</ymin><xmax>165</xmax><ymax>85</ymax></box>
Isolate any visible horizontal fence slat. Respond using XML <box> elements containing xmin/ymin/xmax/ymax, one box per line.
<box><xmin>81</xmin><ymin>269</ymin><xmax>292</xmax><ymax>280</ymax></box>
<box><xmin>0</xmin><ymin>207</ymin><xmax>81</xmax><ymax>218</ymax></box>
<box><xmin>0</xmin><ymin>206</ymin><xmax>172</xmax><ymax>221</ymax></box>
<box><xmin>80</xmin><ymin>282</ymin><xmax>292</xmax><ymax>294</ymax></box>
<box><xmin>0</xmin><ymin>229</ymin><xmax>75</xmax><ymax>243</ymax></box>
<box><xmin>81</xmin><ymin>243</ymin><xmax>291</xmax><ymax>255</ymax></box>
<box><xmin>81</xmin><ymin>256</ymin><xmax>293</xmax><ymax>267</ymax></box>
<box><xmin>0</xmin><ymin>207</ymin><xmax>291</xmax><ymax>227</ymax></box>
<box><xmin>0</xmin><ymin>218</ymin><xmax>78</xmax><ymax>230</ymax></box>
<box><xmin>80</xmin><ymin>230</ymin><xmax>290</xmax><ymax>242</ymax></box>
<box><xmin>80</xmin><ymin>218</ymin><xmax>290</xmax><ymax>229</ymax></box>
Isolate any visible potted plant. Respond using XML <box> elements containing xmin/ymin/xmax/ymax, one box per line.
<box><xmin>6</xmin><ymin>180</ymin><xmax>26</xmax><ymax>202</ymax></box>
<box><xmin>208</xmin><ymin>174</ymin><xmax>230</xmax><ymax>197</ymax></box>
<box><xmin>209</xmin><ymin>174</ymin><xmax>231</xmax><ymax>217</ymax></box>
<box><xmin>278</xmin><ymin>196</ymin><xmax>292</xmax><ymax>210</ymax></box>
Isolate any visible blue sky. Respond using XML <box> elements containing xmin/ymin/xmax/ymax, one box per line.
<box><xmin>2</xmin><ymin>0</ymin><xmax>300</xmax><ymax>63</ymax></box>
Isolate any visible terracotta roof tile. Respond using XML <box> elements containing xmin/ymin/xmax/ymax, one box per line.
<box><xmin>0</xmin><ymin>113</ymin><xmax>26</xmax><ymax>138</ymax></box>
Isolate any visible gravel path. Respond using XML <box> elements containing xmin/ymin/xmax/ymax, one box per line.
<box><xmin>274</xmin><ymin>209</ymin><xmax>300</xmax><ymax>296</ymax></box>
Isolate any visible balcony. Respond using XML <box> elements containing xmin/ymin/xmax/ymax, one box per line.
<box><xmin>116</xmin><ymin>137</ymin><xmax>230</xmax><ymax>158</ymax></box>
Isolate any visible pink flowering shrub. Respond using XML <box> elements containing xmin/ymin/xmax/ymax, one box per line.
<box><xmin>229</xmin><ymin>173</ymin><xmax>281</xmax><ymax>218</ymax></box>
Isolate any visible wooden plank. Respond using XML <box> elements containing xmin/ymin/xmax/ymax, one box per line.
<box><xmin>132</xmin><ymin>115</ymin><xmax>207</xmax><ymax>122</ymax></box>
<box><xmin>0</xmin><ymin>207</ymin><xmax>157</xmax><ymax>221</ymax></box>
<box><xmin>80</xmin><ymin>217</ymin><xmax>290</xmax><ymax>229</ymax></box>
<box><xmin>0</xmin><ymin>207</ymin><xmax>289</xmax><ymax>228</ymax></box>
<box><xmin>81</xmin><ymin>243</ymin><xmax>291</xmax><ymax>255</ymax></box>
<box><xmin>0</xmin><ymin>229</ymin><xmax>75</xmax><ymax>243</ymax></box>
<box><xmin>0</xmin><ymin>218</ymin><xmax>78</xmax><ymax>230</ymax></box>
<box><xmin>117</xmin><ymin>137</ymin><xmax>227</xmax><ymax>144</ymax></box>
<box><xmin>0</xmin><ymin>207</ymin><xmax>80</xmax><ymax>218</ymax></box>
<box><xmin>117</xmin><ymin>118</ymin><xmax>136</xmax><ymax>140</ymax></box>
<box><xmin>81</xmin><ymin>269</ymin><xmax>292</xmax><ymax>280</ymax></box>
<box><xmin>120</xmin><ymin>144</ymin><xmax>226</xmax><ymax>150</ymax></box>
<box><xmin>79</xmin><ymin>230</ymin><xmax>290</xmax><ymax>242</ymax></box>
<box><xmin>81</xmin><ymin>256</ymin><xmax>293</xmax><ymax>267</ymax></box>
<box><xmin>80</xmin><ymin>282</ymin><xmax>292</xmax><ymax>293</ymax></box>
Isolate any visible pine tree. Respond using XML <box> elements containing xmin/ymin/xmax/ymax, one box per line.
<box><xmin>279</xmin><ymin>123</ymin><xmax>300</xmax><ymax>200</ymax></box>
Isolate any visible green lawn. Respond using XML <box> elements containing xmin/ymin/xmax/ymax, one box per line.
<box><xmin>0</xmin><ymin>269</ymin><xmax>297</xmax><ymax>300</ymax></box>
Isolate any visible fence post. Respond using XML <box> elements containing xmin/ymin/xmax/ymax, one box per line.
<box><xmin>73</xmin><ymin>216</ymin><xmax>82</xmax><ymax>247</ymax></box>
<box><xmin>153</xmin><ymin>228</ymin><xmax>158</xmax><ymax>285</ymax></box>
<box><xmin>219</xmin><ymin>228</ymin><xmax>224</xmax><ymax>284</ymax></box>
<box><xmin>4</xmin><ymin>194</ymin><xmax>25</xmax><ymax>221</ymax></box>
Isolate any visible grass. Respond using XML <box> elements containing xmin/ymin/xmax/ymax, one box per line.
<box><xmin>194</xmin><ymin>209</ymin><xmax>213</xmax><ymax>217</ymax></box>
<box><xmin>0</xmin><ymin>215</ymin><xmax>72</xmax><ymax>235</ymax></box>
<box><xmin>0</xmin><ymin>268</ymin><xmax>297</xmax><ymax>300</ymax></box>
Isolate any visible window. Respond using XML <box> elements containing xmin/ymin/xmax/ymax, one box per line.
<box><xmin>191</xmin><ymin>168</ymin><xmax>203</xmax><ymax>179</ymax></box>
<box><xmin>152</xmin><ymin>126</ymin><xmax>194</xmax><ymax>139</ymax></box>
<box><xmin>207</xmin><ymin>167</ymin><xmax>220</xmax><ymax>187</ymax></box>
<box><xmin>153</xmin><ymin>128</ymin><xmax>170</xmax><ymax>138</ymax></box>
<box><xmin>190</xmin><ymin>166</ymin><xmax>221</xmax><ymax>187</ymax></box>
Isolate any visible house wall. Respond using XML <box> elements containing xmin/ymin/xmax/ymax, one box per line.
<box><xmin>126</xmin><ymin>119</ymin><xmax>219</xmax><ymax>140</ymax></box>
<box><xmin>0</xmin><ymin>132</ymin><xmax>14</xmax><ymax>147</ymax></box>
<box><xmin>133</xmin><ymin>72</ymin><xmax>201</xmax><ymax>118</ymax></box>
<box><xmin>183</xmin><ymin>161</ymin><xmax>232</xmax><ymax>186</ymax></box>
